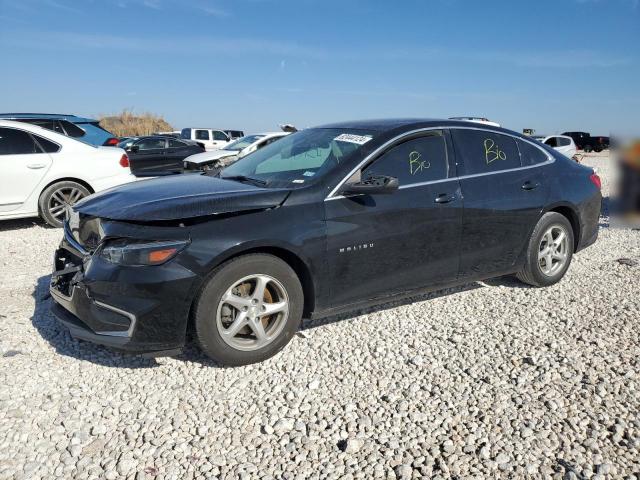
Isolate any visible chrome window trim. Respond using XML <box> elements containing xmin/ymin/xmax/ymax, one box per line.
<box><xmin>325</xmin><ymin>125</ymin><xmax>554</xmax><ymax>201</ymax></box>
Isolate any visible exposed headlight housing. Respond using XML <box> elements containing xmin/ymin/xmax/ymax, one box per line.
<box><xmin>99</xmin><ymin>239</ymin><xmax>189</xmax><ymax>266</ymax></box>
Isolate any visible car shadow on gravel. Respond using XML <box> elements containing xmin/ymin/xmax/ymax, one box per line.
<box><xmin>0</xmin><ymin>217</ymin><xmax>49</xmax><ymax>232</ymax></box>
<box><xmin>31</xmin><ymin>276</ymin><xmax>159</xmax><ymax>368</ymax></box>
<box><xmin>31</xmin><ymin>274</ymin><xmax>528</xmax><ymax>369</ymax></box>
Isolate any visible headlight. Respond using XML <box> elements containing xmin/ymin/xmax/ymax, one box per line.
<box><xmin>99</xmin><ymin>239</ymin><xmax>189</xmax><ymax>266</ymax></box>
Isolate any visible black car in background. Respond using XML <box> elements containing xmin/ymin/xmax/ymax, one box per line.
<box><xmin>562</xmin><ymin>131</ymin><xmax>608</xmax><ymax>152</ymax></box>
<box><xmin>50</xmin><ymin>119</ymin><xmax>602</xmax><ymax>366</ymax></box>
<box><xmin>124</xmin><ymin>136</ymin><xmax>204</xmax><ymax>176</ymax></box>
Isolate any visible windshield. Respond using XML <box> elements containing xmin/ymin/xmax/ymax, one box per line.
<box><xmin>220</xmin><ymin>128</ymin><xmax>376</xmax><ymax>188</ymax></box>
<box><xmin>223</xmin><ymin>134</ymin><xmax>265</xmax><ymax>151</ymax></box>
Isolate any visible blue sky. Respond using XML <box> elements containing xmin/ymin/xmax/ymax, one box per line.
<box><xmin>0</xmin><ymin>0</ymin><xmax>638</xmax><ymax>135</ymax></box>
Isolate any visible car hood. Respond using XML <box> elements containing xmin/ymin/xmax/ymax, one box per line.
<box><xmin>184</xmin><ymin>149</ymin><xmax>239</xmax><ymax>165</ymax></box>
<box><xmin>74</xmin><ymin>174</ymin><xmax>290</xmax><ymax>221</ymax></box>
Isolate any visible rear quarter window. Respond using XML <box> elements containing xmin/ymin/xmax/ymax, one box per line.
<box><xmin>518</xmin><ymin>139</ymin><xmax>550</xmax><ymax>165</ymax></box>
<box><xmin>33</xmin><ymin>134</ymin><xmax>61</xmax><ymax>153</ymax></box>
<box><xmin>452</xmin><ymin>129</ymin><xmax>521</xmax><ymax>175</ymax></box>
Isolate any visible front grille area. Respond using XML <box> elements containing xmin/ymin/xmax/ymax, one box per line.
<box><xmin>51</xmin><ymin>248</ymin><xmax>84</xmax><ymax>298</ymax></box>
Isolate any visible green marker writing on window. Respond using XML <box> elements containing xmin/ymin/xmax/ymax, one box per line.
<box><xmin>484</xmin><ymin>139</ymin><xmax>506</xmax><ymax>165</ymax></box>
<box><xmin>409</xmin><ymin>151</ymin><xmax>430</xmax><ymax>175</ymax></box>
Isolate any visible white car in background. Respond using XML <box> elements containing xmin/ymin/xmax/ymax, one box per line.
<box><xmin>0</xmin><ymin>120</ymin><xmax>136</xmax><ymax>227</ymax></box>
<box><xmin>180</xmin><ymin>127</ymin><xmax>232</xmax><ymax>151</ymax></box>
<box><xmin>183</xmin><ymin>132</ymin><xmax>289</xmax><ymax>171</ymax></box>
<box><xmin>534</xmin><ymin>135</ymin><xmax>577</xmax><ymax>158</ymax></box>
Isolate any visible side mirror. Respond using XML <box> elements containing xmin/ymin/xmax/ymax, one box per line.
<box><xmin>129</xmin><ymin>145</ymin><xmax>139</xmax><ymax>153</ymax></box>
<box><xmin>341</xmin><ymin>175</ymin><xmax>399</xmax><ymax>195</ymax></box>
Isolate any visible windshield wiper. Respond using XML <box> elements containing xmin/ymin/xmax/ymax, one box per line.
<box><xmin>220</xmin><ymin>175</ymin><xmax>268</xmax><ymax>187</ymax></box>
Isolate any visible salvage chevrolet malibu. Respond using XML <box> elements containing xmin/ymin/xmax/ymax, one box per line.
<box><xmin>50</xmin><ymin>119</ymin><xmax>602</xmax><ymax>365</ymax></box>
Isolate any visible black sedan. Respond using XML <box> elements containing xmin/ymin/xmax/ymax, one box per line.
<box><xmin>124</xmin><ymin>136</ymin><xmax>204</xmax><ymax>176</ymax></box>
<box><xmin>50</xmin><ymin>119</ymin><xmax>601</xmax><ymax>366</ymax></box>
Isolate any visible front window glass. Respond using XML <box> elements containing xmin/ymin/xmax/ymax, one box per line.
<box><xmin>213</xmin><ymin>130</ymin><xmax>228</xmax><ymax>141</ymax></box>
<box><xmin>364</xmin><ymin>131</ymin><xmax>448</xmax><ymax>184</ymax></box>
<box><xmin>223</xmin><ymin>135</ymin><xmax>265</xmax><ymax>151</ymax></box>
<box><xmin>220</xmin><ymin>128</ymin><xmax>376</xmax><ymax>188</ymax></box>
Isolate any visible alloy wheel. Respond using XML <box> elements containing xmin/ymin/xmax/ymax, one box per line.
<box><xmin>47</xmin><ymin>187</ymin><xmax>86</xmax><ymax>222</ymax></box>
<box><xmin>538</xmin><ymin>225</ymin><xmax>569</xmax><ymax>276</ymax></box>
<box><xmin>216</xmin><ymin>274</ymin><xmax>289</xmax><ymax>351</ymax></box>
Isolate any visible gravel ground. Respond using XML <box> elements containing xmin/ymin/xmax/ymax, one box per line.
<box><xmin>1</xmin><ymin>154</ymin><xmax>638</xmax><ymax>480</ymax></box>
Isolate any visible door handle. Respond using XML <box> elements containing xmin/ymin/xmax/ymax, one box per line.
<box><xmin>435</xmin><ymin>193</ymin><xmax>456</xmax><ymax>204</ymax></box>
<box><xmin>27</xmin><ymin>164</ymin><xmax>46</xmax><ymax>169</ymax></box>
<box><xmin>521</xmin><ymin>181</ymin><xmax>540</xmax><ymax>191</ymax></box>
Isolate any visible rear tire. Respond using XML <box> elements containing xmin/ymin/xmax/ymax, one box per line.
<box><xmin>517</xmin><ymin>212</ymin><xmax>574</xmax><ymax>287</ymax></box>
<box><xmin>39</xmin><ymin>181</ymin><xmax>91</xmax><ymax>228</ymax></box>
<box><xmin>194</xmin><ymin>254</ymin><xmax>304</xmax><ymax>366</ymax></box>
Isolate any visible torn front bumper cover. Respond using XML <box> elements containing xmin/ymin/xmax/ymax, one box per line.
<box><xmin>48</xmin><ymin>224</ymin><xmax>187</xmax><ymax>356</ymax></box>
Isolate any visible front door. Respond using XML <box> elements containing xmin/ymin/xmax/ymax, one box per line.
<box><xmin>0</xmin><ymin>127</ymin><xmax>52</xmax><ymax>212</ymax></box>
<box><xmin>451</xmin><ymin>128</ymin><xmax>549</xmax><ymax>280</ymax></box>
<box><xmin>325</xmin><ymin>130</ymin><xmax>463</xmax><ymax>308</ymax></box>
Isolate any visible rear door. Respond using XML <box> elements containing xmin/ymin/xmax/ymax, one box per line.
<box><xmin>452</xmin><ymin>128</ymin><xmax>549</xmax><ymax>280</ymax></box>
<box><xmin>128</xmin><ymin>138</ymin><xmax>168</xmax><ymax>176</ymax></box>
<box><xmin>0</xmin><ymin>127</ymin><xmax>53</xmax><ymax>212</ymax></box>
<box><xmin>166</xmin><ymin>139</ymin><xmax>198</xmax><ymax>171</ymax></box>
<box><xmin>325</xmin><ymin>130</ymin><xmax>462</xmax><ymax>307</ymax></box>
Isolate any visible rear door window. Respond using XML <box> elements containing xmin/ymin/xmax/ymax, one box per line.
<box><xmin>180</xmin><ymin>128</ymin><xmax>191</xmax><ymax>139</ymax></box>
<box><xmin>558</xmin><ymin>137</ymin><xmax>571</xmax><ymax>147</ymax></box>
<box><xmin>452</xmin><ymin>129</ymin><xmax>521</xmax><ymax>175</ymax></box>
<box><xmin>0</xmin><ymin>127</ymin><xmax>41</xmax><ymax>155</ymax></box>
<box><xmin>168</xmin><ymin>139</ymin><xmax>188</xmax><ymax>148</ymax></box>
<box><xmin>136</xmin><ymin>138</ymin><xmax>166</xmax><ymax>150</ymax></box>
<box><xmin>363</xmin><ymin>131</ymin><xmax>449</xmax><ymax>185</ymax></box>
<box><xmin>518</xmin><ymin>139</ymin><xmax>550</xmax><ymax>165</ymax></box>
<box><xmin>195</xmin><ymin>130</ymin><xmax>210</xmax><ymax>140</ymax></box>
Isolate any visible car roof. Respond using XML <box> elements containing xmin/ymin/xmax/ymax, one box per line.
<box><xmin>0</xmin><ymin>113</ymin><xmax>97</xmax><ymax>123</ymax></box>
<box><xmin>315</xmin><ymin>118</ymin><xmax>516</xmax><ymax>135</ymax></box>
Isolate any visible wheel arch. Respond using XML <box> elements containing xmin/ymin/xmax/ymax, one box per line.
<box><xmin>192</xmin><ymin>244</ymin><xmax>316</xmax><ymax>319</ymax></box>
<box><xmin>37</xmin><ymin>177</ymin><xmax>95</xmax><ymax>215</ymax></box>
<box><xmin>544</xmin><ymin>203</ymin><xmax>581</xmax><ymax>251</ymax></box>
<box><xmin>39</xmin><ymin>177</ymin><xmax>95</xmax><ymax>198</ymax></box>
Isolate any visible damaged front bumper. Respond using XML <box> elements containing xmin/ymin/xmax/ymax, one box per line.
<box><xmin>49</xmin><ymin>222</ymin><xmax>198</xmax><ymax>357</ymax></box>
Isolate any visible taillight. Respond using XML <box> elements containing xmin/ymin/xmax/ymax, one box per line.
<box><xmin>119</xmin><ymin>154</ymin><xmax>130</xmax><ymax>168</ymax></box>
<box><xmin>104</xmin><ymin>137</ymin><xmax>119</xmax><ymax>146</ymax></box>
<box><xmin>590</xmin><ymin>173</ymin><xmax>601</xmax><ymax>190</ymax></box>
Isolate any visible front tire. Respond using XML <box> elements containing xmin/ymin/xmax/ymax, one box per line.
<box><xmin>517</xmin><ymin>212</ymin><xmax>574</xmax><ymax>287</ymax></box>
<box><xmin>39</xmin><ymin>181</ymin><xmax>91</xmax><ymax>228</ymax></box>
<box><xmin>194</xmin><ymin>254</ymin><xmax>304</xmax><ymax>366</ymax></box>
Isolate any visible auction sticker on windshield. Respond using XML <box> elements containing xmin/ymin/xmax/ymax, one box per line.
<box><xmin>334</xmin><ymin>133</ymin><xmax>372</xmax><ymax>145</ymax></box>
